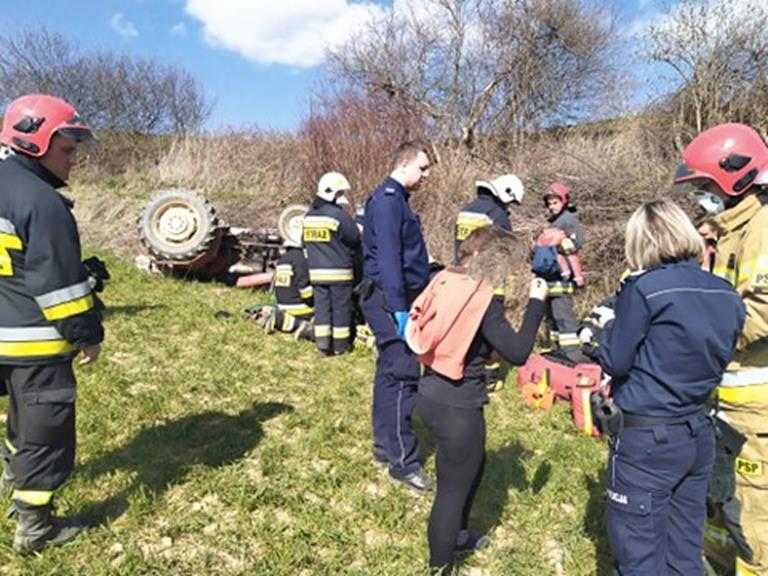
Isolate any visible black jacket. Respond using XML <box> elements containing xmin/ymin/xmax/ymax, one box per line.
<box><xmin>303</xmin><ymin>199</ymin><xmax>361</xmax><ymax>285</ymax></box>
<box><xmin>274</xmin><ymin>247</ymin><xmax>314</xmax><ymax>317</ymax></box>
<box><xmin>0</xmin><ymin>154</ymin><xmax>103</xmax><ymax>365</ymax></box>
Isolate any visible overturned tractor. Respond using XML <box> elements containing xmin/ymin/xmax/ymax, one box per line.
<box><xmin>136</xmin><ymin>188</ymin><xmax>307</xmax><ymax>287</ymax></box>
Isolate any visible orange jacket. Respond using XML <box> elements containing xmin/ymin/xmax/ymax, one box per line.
<box><xmin>405</xmin><ymin>267</ymin><xmax>494</xmax><ymax>380</ymax></box>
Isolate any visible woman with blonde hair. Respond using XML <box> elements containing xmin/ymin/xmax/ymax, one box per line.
<box><xmin>406</xmin><ymin>227</ymin><xmax>548</xmax><ymax>574</ymax></box>
<box><xmin>597</xmin><ymin>199</ymin><xmax>745</xmax><ymax>575</ymax></box>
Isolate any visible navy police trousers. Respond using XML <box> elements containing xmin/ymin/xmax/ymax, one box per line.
<box><xmin>606</xmin><ymin>413</ymin><xmax>715</xmax><ymax>575</ymax></box>
<box><xmin>360</xmin><ymin>285</ymin><xmax>421</xmax><ymax>477</ymax></box>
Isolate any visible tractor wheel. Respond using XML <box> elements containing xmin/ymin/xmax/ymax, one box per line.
<box><xmin>138</xmin><ymin>189</ymin><xmax>219</xmax><ymax>261</ymax></box>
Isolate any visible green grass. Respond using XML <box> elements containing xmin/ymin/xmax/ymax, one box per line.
<box><xmin>0</xmin><ymin>252</ymin><xmax>611</xmax><ymax>575</ymax></box>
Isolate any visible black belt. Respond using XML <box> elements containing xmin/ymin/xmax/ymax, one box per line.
<box><xmin>622</xmin><ymin>410</ymin><xmax>705</xmax><ymax>429</ymax></box>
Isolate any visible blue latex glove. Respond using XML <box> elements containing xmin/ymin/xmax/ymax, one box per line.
<box><xmin>393</xmin><ymin>311</ymin><xmax>409</xmax><ymax>339</ymax></box>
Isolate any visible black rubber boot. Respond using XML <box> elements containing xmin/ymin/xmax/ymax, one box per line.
<box><xmin>13</xmin><ymin>500</ymin><xmax>86</xmax><ymax>554</ymax></box>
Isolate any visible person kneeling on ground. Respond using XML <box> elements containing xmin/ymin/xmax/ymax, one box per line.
<box><xmin>596</xmin><ymin>199</ymin><xmax>745</xmax><ymax>575</ymax></box>
<box><xmin>247</xmin><ymin>212</ymin><xmax>315</xmax><ymax>341</ymax></box>
<box><xmin>405</xmin><ymin>227</ymin><xmax>548</xmax><ymax>574</ymax></box>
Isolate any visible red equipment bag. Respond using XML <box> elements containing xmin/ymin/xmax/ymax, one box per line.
<box><xmin>517</xmin><ymin>353</ymin><xmax>606</xmax><ymax>437</ymax></box>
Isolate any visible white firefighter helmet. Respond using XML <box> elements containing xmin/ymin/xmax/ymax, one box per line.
<box><xmin>317</xmin><ymin>171</ymin><xmax>351</xmax><ymax>202</ymax></box>
<box><xmin>476</xmin><ymin>174</ymin><xmax>525</xmax><ymax>205</ymax></box>
<box><xmin>277</xmin><ymin>204</ymin><xmax>309</xmax><ymax>248</ymax></box>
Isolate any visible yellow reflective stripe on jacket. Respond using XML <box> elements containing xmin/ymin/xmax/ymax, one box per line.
<box><xmin>309</xmin><ymin>269</ymin><xmax>354</xmax><ymax>282</ymax></box>
<box><xmin>277</xmin><ymin>303</ymin><xmax>314</xmax><ymax>317</ymax></box>
<box><xmin>0</xmin><ymin>232</ymin><xmax>23</xmax><ymax>277</ymax></box>
<box><xmin>35</xmin><ymin>280</ymin><xmax>92</xmax><ymax>309</ymax></box>
<box><xmin>302</xmin><ymin>216</ymin><xmax>340</xmax><ymax>231</ymax></box>
<box><xmin>41</xmin><ymin>294</ymin><xmax>94</xmax><ymax>321</ymax></box>
<box><xmin>5</xmin><ymin>439</ymin><xmax>17</xmax><ymax>455</ymax></box>
<box><xmin>736</xmin><ymin>557</ymin><xmax>759</xmax><ymax>576</ymax></box>
<box><xmin>0</xmin><ymin>326</ymin><xmax>75</xmax><ymax>358</ymax></box>
<box><xmin>719</xmin><ymin>383</ymin><xmax>768</xmax><ymax>405</ymax></box>
<box><xmin>0</xmin><ymin>339</ymin><xmax>76</xmax><ymax>357</ymax></box>
<box><xmin>456</xmin><ymin>212</ymin><xmax>493</xmax><ymax>241</ymax></box>
<box><xmin>299</xmin><ymin>286</ymin><xmax>314</xmax><ymax>299</ymax></box>
<box><xmin>547</xmin><ymin>281</ymin><xmax>575</xmax><ymax>295</ymax></box>
<box><xmin>13</xmin><ymin>490</ymin><xmax>53</xmax><ymax>506</ymax></box>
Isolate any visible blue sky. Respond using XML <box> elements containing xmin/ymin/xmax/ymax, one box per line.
<box><xmin>0</xmin><ymin>1</ymin><xmax>674</xmax><ymax>132</ymax></box>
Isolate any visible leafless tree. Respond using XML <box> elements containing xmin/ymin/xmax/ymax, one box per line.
<box><xmin>0</xmin><ymin>28</ymin><xmax>211</xmax><ymax>134</ymax></box>
<box><xmin>327</xmin><ymin>0</ymin><xmax>621</xmax><ymax>149</ymax></box>
<box><xmin>645</xmin><ymin>0</ymin><xmax>768</xmax><ymax>144</ymax></box>
<box><xmin>297</xmin><ymin>88</ymin><xmax>427</xmax><ymax>202</ymax></box>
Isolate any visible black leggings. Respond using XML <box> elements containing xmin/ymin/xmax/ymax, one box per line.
<box><xmin>416</xmin><ymin>394</ymin><xmax>486</xmax><ymax>569</ymax></box>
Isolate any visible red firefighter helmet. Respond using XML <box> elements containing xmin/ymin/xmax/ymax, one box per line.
<box><xmin>0</xmin><ymin>94</ymin><xmax>93</xmax><ymax>157</ymax></box>
<box><xmin>543</xmin><ymin>181</ymin><xmax>570</xmax><ymax>205</ymax></box>
<box><xmin>674</xmin><ymin>123</ymin><xmax>768</xmax><ymax>196</ymax></box>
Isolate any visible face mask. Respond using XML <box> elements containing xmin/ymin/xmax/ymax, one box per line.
<box><xmin>694</xmin><ymin>190</ymin><xmax>726</xmax><ymax>215</ymax></box>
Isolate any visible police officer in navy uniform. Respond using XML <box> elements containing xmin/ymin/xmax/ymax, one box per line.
<box><xmin>596</xmin><ymin>200</ymin><xmax>744</xmax><ymax>575</ymax></box>
<box><xmin>303</xmin><ymin>172</ymin><xmax>361</xmax><ymax>355</ymax></box>
<box><xmin>454</xmin><ymin>174</ymin><xmax>524</xmax><ymax>259</ymax></box>
<box><xmin>360</xmin><ymin>141</ymin><xmax>433</xmax><ymax>492</ymax></box>
<box><xmin>0</xmin><ymin>94</ymin><xmax>104</xmax><ymax>553</ymax></box>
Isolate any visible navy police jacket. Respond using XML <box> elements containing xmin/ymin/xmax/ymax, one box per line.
<box><xmin>363</xmin><ymin>177</ymin><xmax>429</xmax><ymax>312</ymax></box>
<box><xmin>598</xmin><ymin>260</ymin><xmax>745</xmax><ymax>417</ymax></box>
<box><xmin>303</xmin><ymin>198</ymin><xmax>360</xmax><ymax>285</ymax></box>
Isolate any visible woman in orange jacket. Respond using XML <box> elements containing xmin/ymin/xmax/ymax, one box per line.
<box><xmin>406</xmin><ymin>227</ymin><xmax>548</xmax><ymax>573</ymax></box>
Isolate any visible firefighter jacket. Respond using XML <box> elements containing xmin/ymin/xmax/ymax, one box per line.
<box><xmin>273</xmin><ymin>246</ymin><xmax>314</xmax><ymax>317</ymax></box>
<box><xmin>303</xmin><ymin>198</ymin><xmax>361</xmax><ymax>285</ymax></box>
<box><xmin>362</xmin><ymin>177</ymin><xmax>430</xmax><ymax>312</ymax></box>
<box><xmin>0</xmin><ymin>154</ymin><xmax>104</xmax><ymax>365</ymax></box>
<box><xmin>712</xmin><ymin>192</ymin><xmax>768</xmax><ymax>362</ymax></box>
<box><xmin>455</xmin><ymin>192</ymin><xmax>511</xmax><ymax>242</ymax></box>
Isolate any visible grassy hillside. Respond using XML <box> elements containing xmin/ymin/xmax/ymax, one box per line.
<box><xmin>0</xmin><ymin>252</ymin><xmax>610</xmax><ymax>576</ymax></box>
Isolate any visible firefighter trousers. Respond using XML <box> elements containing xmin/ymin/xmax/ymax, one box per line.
<box><xmin>1</xmin><ymin>361</ymin><xmax>76</xmax><ymax>506</ymax></box>
<box><xmin>273</xmin><ymin>308</ymin><xmax>314</xmax><ymax>341</ymax></box>
<box><xmin>313</xmin><ymin>284</ymin><xmax>353</xmax><ymax>354</ymax></box>
<box><xmin>545</xmin><ymin>294</ymin><xmax>581</xmax><ymax>359</ymax></box>
<box><xmin>706</xmin><ymin>374</ymin><xmax>768</xmax><ymax>576</ymax></box>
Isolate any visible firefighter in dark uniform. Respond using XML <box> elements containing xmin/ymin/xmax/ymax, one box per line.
<box><xmin>455</xmin><ymin>174</ymin><xmax>525</xmax><ymax>392</ymax></box>
<box><xmin>303</xmin><ymin>172</ymin><xmax>361</xmax><ymax>355</ymax></box>
<box><xmin>360</xmin><ymin>141</ymin><xmax>433</xmax><ymax>492</ymax></box>
<box><xmin>271</xmin><ymin>241</ymin><xmax>314</xmax><ymax>339</ymax></box>
<box><xmin>454</xmin><ymin>174</ymin><xmax>524</xmax><ymax>257</ymax></box>
<box><xmin>0</xmin><ymin>94</ymin><xmax>104</xmax><ymax>553</ymax></box>
<box><xmin>542</xmin><ymin>181</ymin><xmax>586</xmax><ymax>363</ymax></box>
<box><xmin>250</xmin><ymin>213</ymin><xmax>315</xmax><ymax>341</ymax></box>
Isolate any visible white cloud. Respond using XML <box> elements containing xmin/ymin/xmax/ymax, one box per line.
<box><xmin>170</xmin><ymin>22</ymin><xmax>187</xmax><ymax>36</ymax></box>
<box><xmin>184</xmin><ymin>0</ymin><xmax>387</xmax><ymax>68</ymax></box>
<box><xmin>110</xmin><ymin>13</ymin><xmax>139</xmax><ymax>38</ymax></box>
